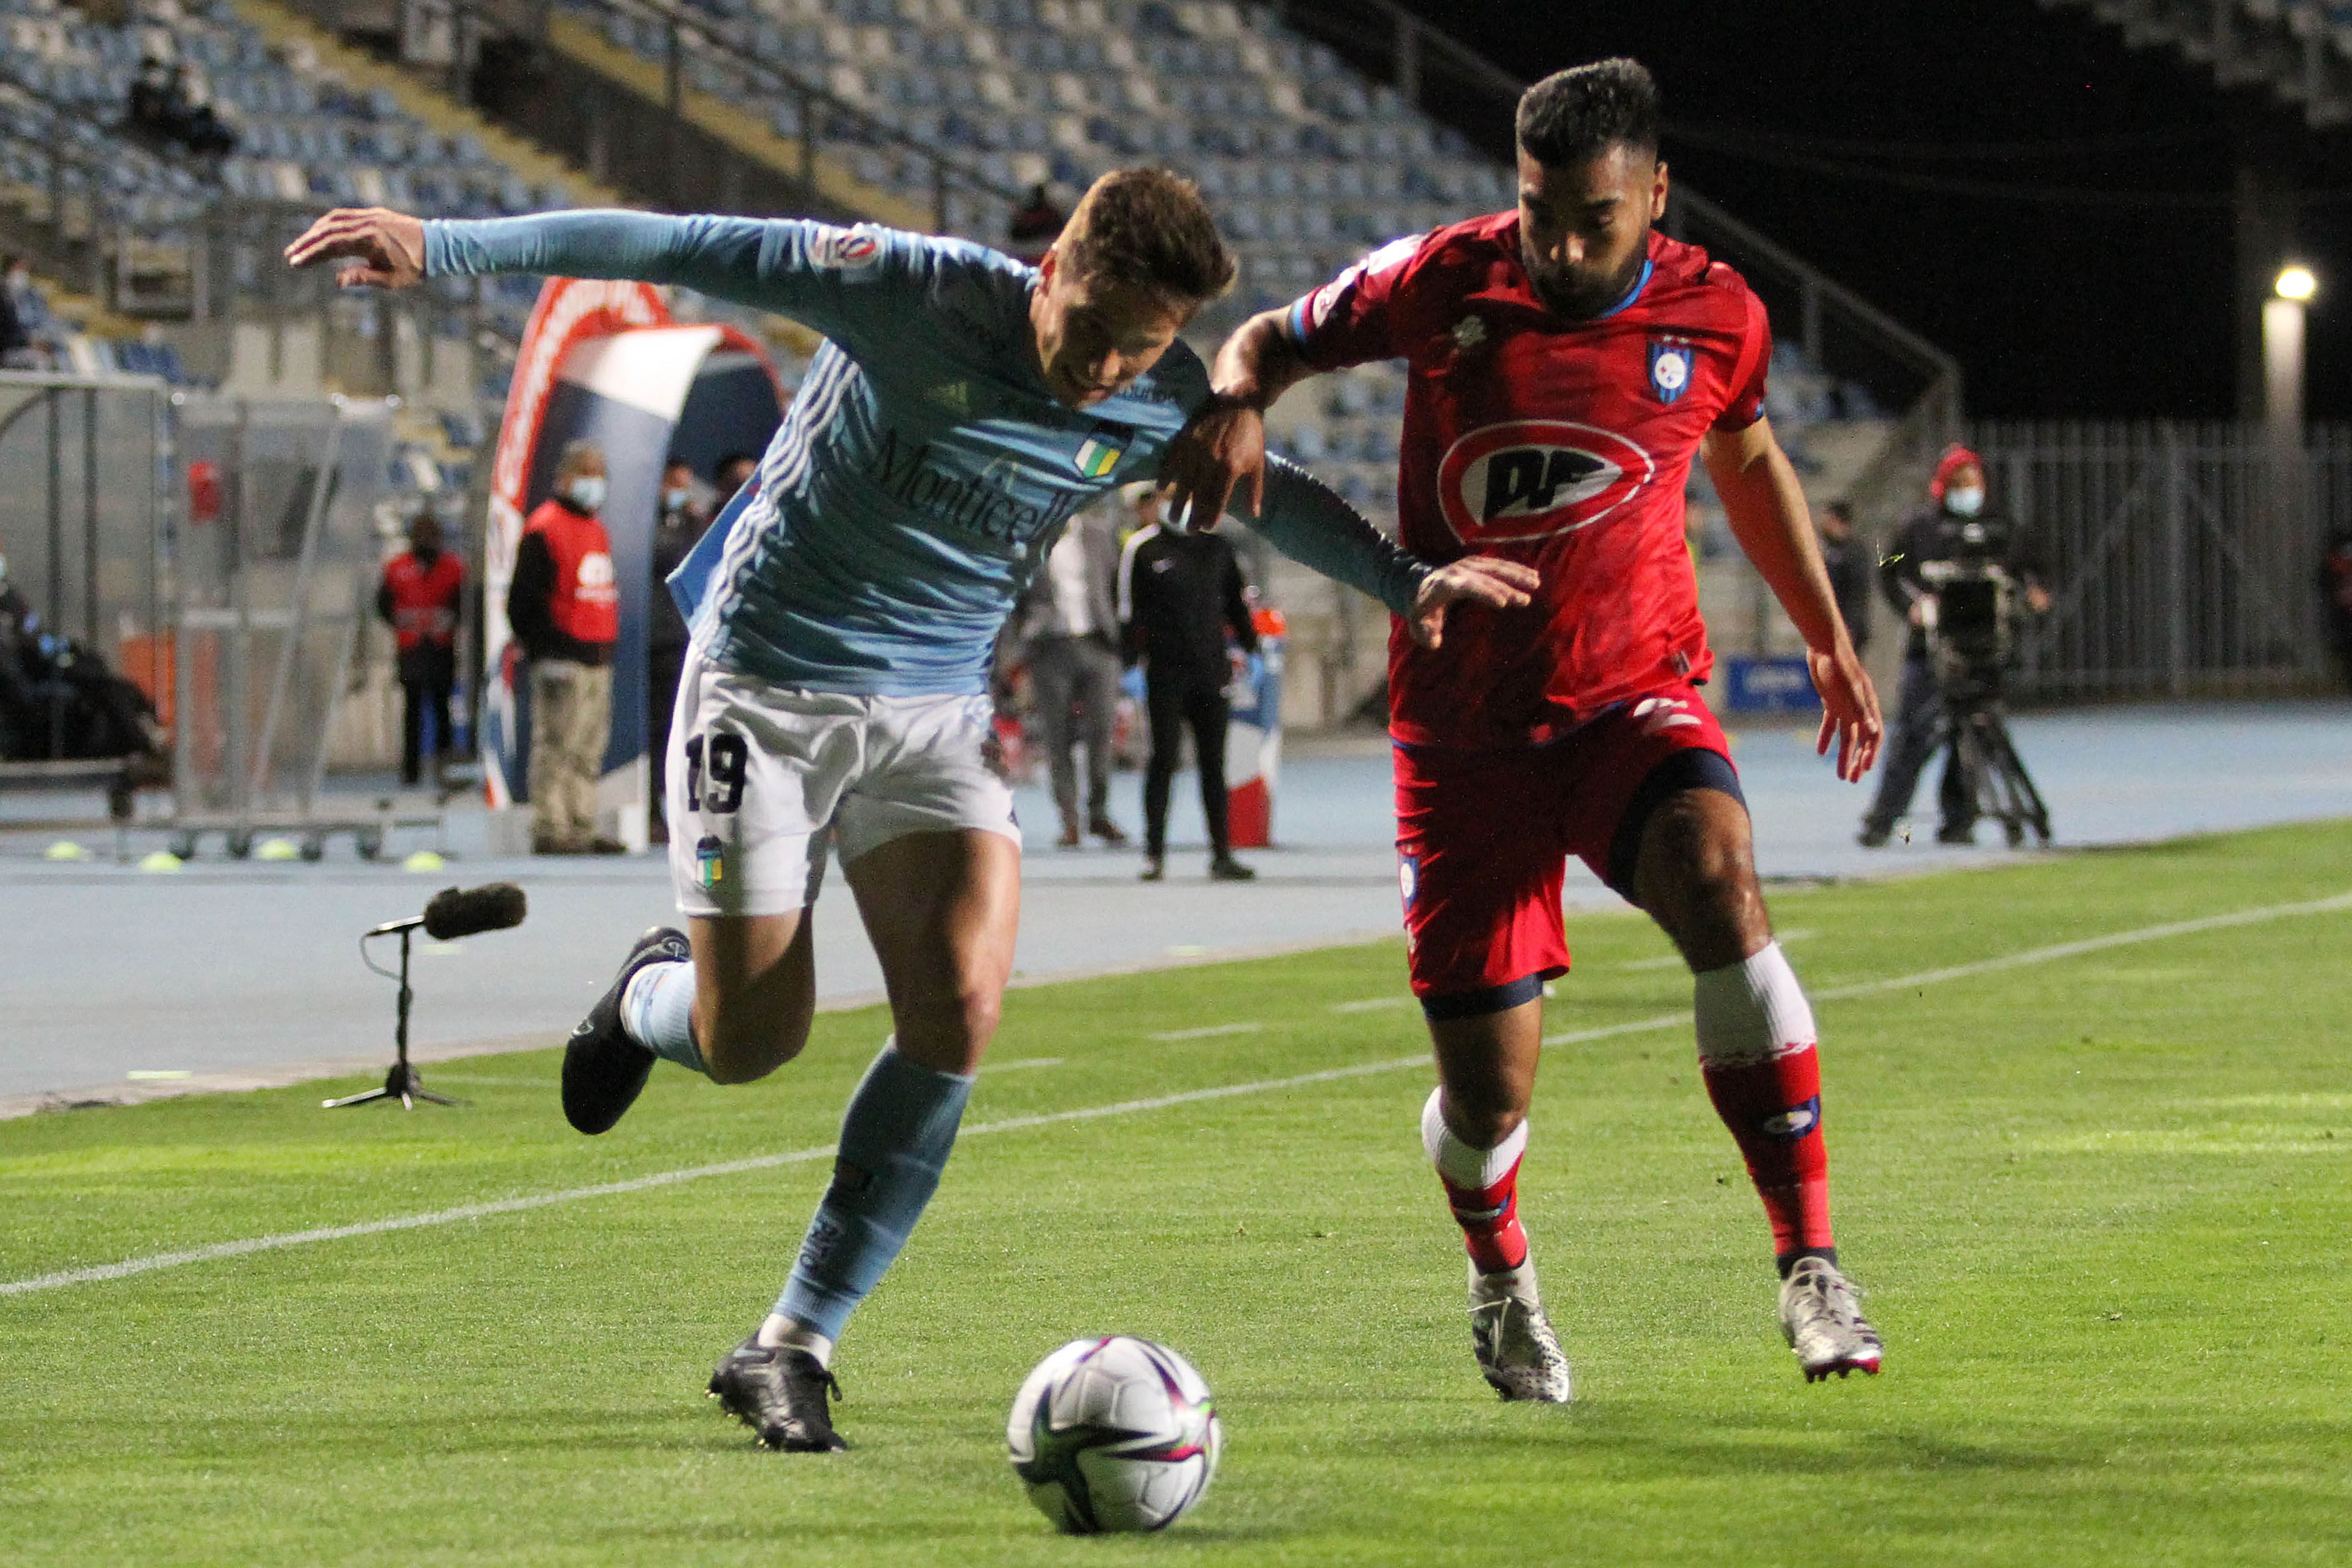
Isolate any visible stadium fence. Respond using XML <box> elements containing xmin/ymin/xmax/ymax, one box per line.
<box><xmin>1976</xmin><ymin>419</ymin><xmax>2344</xmax><ymax>700</ymax></box>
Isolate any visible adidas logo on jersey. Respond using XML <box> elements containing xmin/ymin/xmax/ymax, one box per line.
<box><xmin>1436</xmin><ymin>420</ymin><xmax>1656</xmax><ymax>544</ymax></box>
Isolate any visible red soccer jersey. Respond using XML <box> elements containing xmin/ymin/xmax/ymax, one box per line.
<box><xmin>1287</xmin><ymin>216</ymin><xmax>1772</xmax><ymax>748</ymax></box>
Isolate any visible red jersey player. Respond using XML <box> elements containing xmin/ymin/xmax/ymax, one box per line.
<box><xmin>1163</xmin><ymin>59</ymin><xmax>1885</xmax><ymax>1399</ymax></box>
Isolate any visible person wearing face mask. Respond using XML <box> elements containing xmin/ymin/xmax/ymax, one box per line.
<box><xmin>376</xmin><ymin>509</ymin><xmax>465</xmax><ymax>788</ymax></box>
<box><xmin>1859</xmin><ymin>446</ymin><xmax>2049</xmax><ymax>848</ymax></box>
<box><xmin>648</xmin><ymin>457</ymin><xmax>709</xmax><ymax>845</ymax></box>
<box><xmin>508</xmin><ymin>438</ymin><xmax>623</xmax><ymax>854</ymax></box>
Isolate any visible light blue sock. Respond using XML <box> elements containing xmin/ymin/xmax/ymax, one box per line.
<box><xmin>774</xmin><ymin>1044</ymin><xmax>975</xmax><ymax>1341</ymax></box>
<box><xmin>620</xmin><ymin>961</ymin><xmax>706</xmax><ymax>1075</ymax></box>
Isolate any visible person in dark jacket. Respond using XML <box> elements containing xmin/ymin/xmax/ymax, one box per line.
<box><xmin>1117</xmin><ymin>489</ymin><xmax>1257</xmax><ymax>882</ymax></box>
<box><xmin>1817</xmin><ymin>500</ymin><xmax>1872</xmax><ymax>657</ymax></box>
<box><xmin>2321</xmin><ymin>529</ymin><xmax>2352</xmax><ymax>692</ymax></box>
<box><xmin>376</xmin><ymin>509</ymin><xmax>464</xmax><ymax>787</ymax></box>
<box><xmin>648</xmin><ymin>456</ymin><xmax>708</xmax><ymax>845</ymax></box>
<box><xmin>1010</xmin><ymin>497</ymin><xmax>1128</xmax><ymax>848</ymax></box>
<box><xmin>1859</xmin><ymin>446</ymin><xmax>2048</xmax><ymax>847</ymax></box>
<box><xmin>508</xmin><ymin>439</ymin><xmax>623</xmax><ymax>854</ymax></box>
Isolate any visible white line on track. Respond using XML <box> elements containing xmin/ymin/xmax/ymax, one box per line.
<box><xmin>1149</xmin><ymin>1022</ymin><xmax>1264</xmax><ymax>1041</ymax></box>
<box><xmin>8</xmin><ymin>890</ymin><xmax>2347</xmax><ymax>1300</ymax></box>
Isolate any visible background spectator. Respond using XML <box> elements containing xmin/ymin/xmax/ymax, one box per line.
<box><xmin>508</xmin><ymin>439</ymin><xmax>621</xmax><ymax>855</ymax></box>
<box><xmin>1817</xmin><ymin>500</ymin><xmax>1873</xmax><ymax>656</ymax></box>
<box><xmin>2322</xmin><ymin>529</ymin><xmax>2352</xmax><ymax>691</ymax></box>
<box><xmin>1007</xmin><ymin>183</ymin><xmax>1066</xmax><ymax>265</ymax></box>
<box><xmin>376</xmin><ymin>509</ymin><xmax>464</xmax><ymax>789</ymax></box>
<box><xmin>648</xmin><ymin>456</ymin><xmax>708</xmax><ymax>845</ymax></box>
<box><xmin>1118</xmin><ymin>490</ymin><xmax>1257</xmax><ymax>883</ymax></box>
<box><xmin>1011</xmin><ymin>498</ymin><xmax>1127</xmax><ymax>848</ymax></box>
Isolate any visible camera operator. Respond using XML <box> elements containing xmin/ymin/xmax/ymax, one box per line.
<box><xmin>1859</xmin><ymin>446</ymin><xmax>2048</xmax><ymax>847</ymax></box>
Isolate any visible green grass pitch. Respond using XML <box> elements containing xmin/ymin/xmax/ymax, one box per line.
<box><xmin>4</xmin><ymin>821</ymin><xmax>2350</xmax><ymax>1565</ymax></box>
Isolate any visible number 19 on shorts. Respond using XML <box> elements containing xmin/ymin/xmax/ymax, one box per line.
<box><xmin>684</xmin><ymin>732</ymin><xmax>748</xmax><ymax>814</ymax></box>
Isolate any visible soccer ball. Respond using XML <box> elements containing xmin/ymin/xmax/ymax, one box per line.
<box><xmin>1006</xmin><ymin>1336</ymin><xmax>1222</xmax><ymax>1534</ymax></box>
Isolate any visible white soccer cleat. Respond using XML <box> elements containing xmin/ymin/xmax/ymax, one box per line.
<box><xmin>1778</xmin><ymin>1257</ymin><xmax>1884</xmax><ymax>1381</ymax></box>
<box><xmin>1467</xmin><ymin>1257</ymin><xmax>1573</xmax><ymax>1403</ymax></box>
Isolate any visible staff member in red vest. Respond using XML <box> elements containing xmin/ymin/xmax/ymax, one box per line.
<box><xmin>376</xmin><ymin>509</ymin><xmax>464</xmax><ymax>788</ymax></box>
<box><xmin>509</xmin><ymin>439</ymin><xmax>623</xmax><ymax>855</ymax></box>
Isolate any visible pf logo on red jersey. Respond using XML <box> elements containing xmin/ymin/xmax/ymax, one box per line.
<box><xmin>1434</xmin><ymin>420</ymin><xmax>1656</xmax><ymax>544</ymax></box>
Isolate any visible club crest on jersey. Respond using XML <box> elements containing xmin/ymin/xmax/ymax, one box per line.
<box><xmin>1648</xmin><ymin>341</ymin><xmax>1694</xmax><ymax>404</ymax></box>
<box><xmin>1434</xmin><ymin>420</ymin><xmax>1657</xmax><ymax>544</ymax></box>
<box><xmin>1073</xmin><ymin>437</ymin><xmax>1121</xmax><ymax>479</ymax></box>
<box><xmin>810</xmin><ymin>227</ymin><xmax>881</xmax><ymax>271</ymax></box>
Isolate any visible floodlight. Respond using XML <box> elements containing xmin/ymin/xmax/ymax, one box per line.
<box><xmin>2274</xmin><ymin>265</ymin><xmax>2317</xmax><ymax>302</ymax></box>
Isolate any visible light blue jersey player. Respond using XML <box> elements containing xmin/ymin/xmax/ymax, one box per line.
<box><xmin>287</xmin><ymin>172</ymin><xmax>1535</xmax><ymax>1452</ymax></box>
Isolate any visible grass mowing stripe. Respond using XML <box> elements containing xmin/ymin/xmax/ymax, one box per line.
<box><xmin>11</xmin><ymin>885</ymin><xmax>2348</xmax><ymax>1302</ymax></box>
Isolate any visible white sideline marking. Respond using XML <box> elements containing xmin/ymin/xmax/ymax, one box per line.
<box><xmin>8</xmin><ymin>890</ymin><xmax>2348</xmax><ymax>1300</ymax></box>
<box><xmin>981</xmin><ymin>1057</ymin><xmax>1065</xmax><ymax>1074</ymax></box>
<box><xmin>1543</xmin><ymin>891</ymin><xmax>2352</xmax><ymax>1044</ymax></box>
<box><xmin>1330</xmin><ymin>996</ymin><xmax>1412</xmax><ymax>1013</ymax></box>
<box><xmin>0</xmin><ymin>1058</ymin><xmax>1422</xmax><ymax>1299</ymax></box>
<box><xmin>1149</xmin><ymin>1022</ymin><xmax>1264</xmax><ymax>1041</ymax></box>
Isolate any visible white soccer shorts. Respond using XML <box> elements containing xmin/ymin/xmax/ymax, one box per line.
<box><xmin>665</xmin><ymin>646</ymin><xmax>1020</xmax><ymax>918</ymax></box>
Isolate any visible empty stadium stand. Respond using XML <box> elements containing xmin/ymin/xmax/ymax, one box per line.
<box><xmin>1</xmin><ymin>0</ymin><xmax>1965</xmax><ymax>725</ymax></box>
<box><xmin>2042</xmin><ymin>0</ymin><xmax>2352</xmax><ymax>126</ymax></box>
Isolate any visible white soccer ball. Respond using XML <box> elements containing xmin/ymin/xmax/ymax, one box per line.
<box><xmin>1006</xmin><ymin>1336</ymin><xmax>1222</xmax><ymax>1534</ymax></box>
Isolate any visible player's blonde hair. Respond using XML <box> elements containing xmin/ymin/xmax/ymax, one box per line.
<box><xmin>1053</xmin><ymin>168</ymin><xmax>1236</xmax><ymax>308</ymax></box>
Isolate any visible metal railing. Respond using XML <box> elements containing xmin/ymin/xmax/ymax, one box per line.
<box><xmin>1976</xmin><ymin>419</ymin><xmax>2339</xmax><ymax>699</ymax></box>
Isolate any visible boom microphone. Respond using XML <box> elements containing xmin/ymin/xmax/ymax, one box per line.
<box><xmin>421</xmin><ymin>883</ymin><xmax>528</xmax><ymax>940</ymax></box>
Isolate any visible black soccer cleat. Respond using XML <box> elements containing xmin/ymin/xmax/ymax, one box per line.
<box><xmin>708</xmin><ymin>1338</ymin><xmax>848</xmax><ymax>1452</ymax></box>
<box><xmin>561</xmin><ymin>926</ymin><xmax>690</xmax><ymax>1135</ymax></box>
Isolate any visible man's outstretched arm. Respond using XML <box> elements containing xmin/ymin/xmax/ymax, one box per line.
<box><xmin>1159</xmin><ymin>307</ymin><xmax>1328</xmax><ymax>527</ymax></box>
<box><xmin>1241</xmin><ymin>457</ymin><xmax>1535</xmax><ymax>651</ymax></box>
<box><xmin>285</xmin><ymin>207</ymin><xmax>915</xmax><ymax>331</ymax></box>
<box><xmin>1701</xmin><ymin>415</ymin><xmax>1883</xmax><ymax>781</ymax></box>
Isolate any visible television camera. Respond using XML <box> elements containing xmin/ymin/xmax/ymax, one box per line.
<box><xmin>1915</xmin><ymin>520</ymin><xmax>2051</xmax><ymax>848</ymax></box>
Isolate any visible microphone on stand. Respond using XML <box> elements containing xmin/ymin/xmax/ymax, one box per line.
<box><xmin>331</xmin><ymin>883</ymin><xmax>530</xmax><ymax>1111</ymax></box>
<box><xmin>365</xmin><ymin>883</ymin><xmax>529</xmax><ymax>941</ymax></box>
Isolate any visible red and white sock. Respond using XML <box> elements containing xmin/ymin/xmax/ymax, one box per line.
<box><xmin>1693</xmin><ymin>941</ymin><xmax>1836</xmax><ymax>1268</ymax></box>
<box><xmin>1420</xmin><ymin>1087</ymin><xmax>1531</xmax><ymax>1276</ymax></box>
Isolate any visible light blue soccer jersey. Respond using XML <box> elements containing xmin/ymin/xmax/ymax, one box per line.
<box><xmin>425</xmin><ymin>211</ymin><xmax>1428</xmax><ymax>697</ymax></box>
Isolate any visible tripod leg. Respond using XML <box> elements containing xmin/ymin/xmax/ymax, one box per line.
<box><xmin>1991</xmin><ymin>718</ymin><xmax>2052</xmax><ymax>843</ymax></box>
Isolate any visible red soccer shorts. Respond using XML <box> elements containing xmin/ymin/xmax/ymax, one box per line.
<box><xmin>1393</xmin><ymin>684</ymin><xmax>1743</xmax><ymax>1012</ymax></box>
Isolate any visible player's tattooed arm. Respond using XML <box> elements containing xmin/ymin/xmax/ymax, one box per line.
<box><xmin>1160</xmin><ymin>308</ymin><xmax>1323</xmax><ymax>526</ymax></box>
<box><xmin>1702</xmin><ymin>416</ymin><xmax>1883</xmax><ymax>782</ymax></box>
<box><xmin>1243</xmin><ymin>459</ymin><xmax>1536</xmax><ymax>648</ymax></box>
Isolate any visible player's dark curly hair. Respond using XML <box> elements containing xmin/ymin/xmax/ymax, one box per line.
<box><xmin>1057</xmin><ymin>167</ymin><xmax>1236</xmax><ymax>306</ymax></box>
<box><xmin>1516</xmin><ymin>57</ymin><xmax>1661</xmax><ymax>168</ymax></box>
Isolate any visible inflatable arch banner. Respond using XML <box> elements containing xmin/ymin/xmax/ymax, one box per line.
<box><xmin>479</xmin><ymin>278</ymin><xmax>786</xmax><ymax>841</ymax></box>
